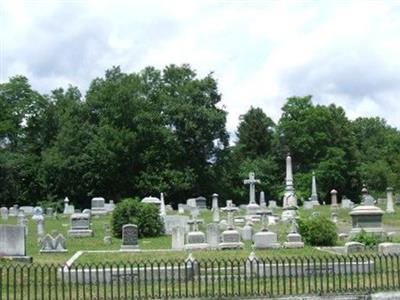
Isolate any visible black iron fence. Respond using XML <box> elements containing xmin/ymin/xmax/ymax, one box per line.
<box><xmin>1</xmin><ymin>253</ymin><xmax>400</xmax><ymax>299</ymax></box>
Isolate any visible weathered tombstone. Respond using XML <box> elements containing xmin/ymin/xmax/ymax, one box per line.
<box><xmin>244</xmin><ymin>172</ymin><xmax>260</xmax><ymax>216</ymax></box>
<box><xmin>378</xmin><ymin>243</ymin><xmax>400</xmax><ymax>255</ymax></box>
<box><xmin>82</xmin><ymin>209</ymin><xmax>92</xmax><ymax>217</ymax></box>
<box><xmin>330</xmin><ymin>189</ymin><xmax>338</xmax><ymax>208</ymax></box>
<box><xmin>163</xmin><ymin>215</ymin><xmax>190</xmax><ymax>234</ymax></box>
<box><xmin>171</xmin><ymin>226</ymin><xmax>185</xmax><ymax>250</ymax></box>
<box><xmin>20</xmin><ymin>206</ymin><xmax>34</xmax><ymax>215</ymax></box>
<box><xmin>1</xmin><ymin>207</ymin><xmax>8</xmax><ymax>220</ymax></box>
<box><xmin>386</xmin><ymin>187</ymin><xmax>395</xmax><ymax>213</ymax></box>
<box><xmin>283</xmin><ymin>219</ymin><xmax>304</xmax><ymax>248</ymax></box>
<box><xmin>91</xmin><ymin>197</ymin><xmax>107</xmax><ymax>215</ymax></box>
<box><xmin>259</xmin><ymin>191</ymin><xmax>267</xmax><ymax>208</ymax></box>
<box><xmin>185</xmin><ymin>213</ymin><xmax>208</xmax><ymax>250</ymax></box>
<box><xmin>186</xmin><ymin>198</ymin><xmax>197</xmax><ymax>208</ymax></box>
<box><xmin>344</xmin><ymin>242</ymin><xmax>365</xmax><ymax>254</ymax></box>
<box><xmin>104</xmin><ymin>200</ymin><xmax>116</xmax><ymax>213</ymax></box>
<box><xmin>63</xmin><ymin>197</ymin><xmax>75</xmax><ymax>214</ymax></box>
<box><xmin>341</xmin><ymin>196</ymin><xmax>354</xmax><ymax>209</ymax></box>
<box><xmin>206</xmin><ymin>223</ymin><xmax>220</xmax><ymax>249</ymax></box>
<box><xmin>253</xmin><ymin>210</ymin><xmax>280</xmax><ymax>249</ymax></box>
<box><xmin>120</xmin><ymin>224</ymin><xmax>139</xmax><ymax>250</ymax></box>
<box><xmin>37</xmin><ymin>218</ymin><xmax>45</xmax><ymax>238</ymax></box>
<box><xmin>0</xmin><ymin>224</ymin><xmax>31</xmax><ymax>261</ymax></box>
<box><xmin>32</xmin><ymin>207</ymin><xmax>44</xmax><ymax>221</ymax></box>
<box><xmin>9</xmin><ymin>205</ymin><xmax>18</xmax><ymax>217</ymax></box>
<box><xmin>219</xmin><ymin>219</ymin><xmax>228</xmax><ymax>231</ymax></box>
<box><xmin>68</xmin><ymin>213</ymin><xmax>93</xmax><ymax>237</ymax></box>
<box><xmin>211</xmin><ymin>193</ymin><xmax>220</xmax><ymax>222</ymax></box>
<box><xmin>103</xmin><ymin>224</ymin><xmax>112</xmax><ymax>244</ymax></box>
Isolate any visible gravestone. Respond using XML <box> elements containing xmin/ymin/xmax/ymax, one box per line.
<box><xmin>20</xmin><ymin>206</ymin><xmax>34</xmax><ymax>215</ymax></box>
<box><xmin>341</xmin><ymin>196</ymin><xmax>354</xmax><ymax>209</ymax></box>
<box><xmin>171</xmin><ymin>226</ymin><xmax>185</xmax><ymax>250</ymax></box>
<box><xmin>386</xmin><ymin>187</ymin><xmax>395</xmax><ymax>213</ymax></box>
<box><xmin>219</xmin><ymin>200</ymin><xmax>243</xmax><ymax>249</ymax></box>
<box><xmin>68</xmin><ymin>213</ymin><xmax>93</xmax><ymax>237</ymax></box>
<box><xmin>310</xmin><ymin>171</ymin><xmax>320</xmax><ymax>206</ymax></box>
<box><xmin>283</xmin><ymin>219</ymin><xmax>304</xmax><ymax>248</ymax></box>
<box><xmin>91</xmin><ymin>197</ymin><xmax>107</xmax><ymax>215</ymax></box>
<box><xmin>253</xmin><ymin>210</ymin><xmax>280</xmax><ymax>249</ymax></box>
<box><xmin>207</xmin><ymin>223</ymin><xmax>220</xmax><ymax>249</ymax></box>
<box><xmin>1</xmin><ymin>207</ymin><xmax>8</xmax><ymax>220</ymax></box>
<box><xmin>244</xmin><ymin>172</ymin><xmax>260</xmax><ymax>216</ymax></box>
<box><xmin>331</xmin><ymin>212</ymin><xmax>338</xmax><ymax>224</ymax></box>
<box><xmin>349</xmin><ymin>187</ymin><xmax>384</xmax><ymax>237</ymax></box>
<box><xmin>212</xmin><ymin>193</ymin><xmax>220</xmax><ymax>222</ymax></box>
<box><xmin>344</xmin><ymin>242</ymin><xmax>365</xmax><ymax>254</ymax></box>
<box><xmin>259</xmin><ymin>191</ymin><xmax>267</xmax><ymax>208</ymax></box>
<box><xmin>46</xmin><ymin>208</ymin><xmax>54</xmax><ymax>217</ymax></box>
<box><xmin>330</xmin><ymin>189</ymin><xmax>338</xmax><ymax>208</ymax></box>
<box><xmin>163</xmin><ymin>215</ymin><xmax>190</xmax><ymax>234</ymax></box>
<box><xmin>241</xmin><ymin>221</ymin><xmax>253</xmax><ymax>241</ymax></box>
<box><xmin>9</xmin><ymin>205</ymin><xmax>18</xmax><ymax>217</ymax></box>
<box><xmin>219</xmin><ymin>219</ymin><xmax>228</xmax><ymax>231</ymax></box>
<box><xmin>0</xmin><ymin>225</ymin><xmax>31</xmax><ymax>261</ymax></box>
<box><xmin>82</xmin><ymin>209</ymin><xmax>91</xmax><ymax>217</ymax></box>
<box><xmin>63</xmin><ymin>197</ymin><xmax>75</xmax><ymax>214</ymax></box>
<box><xmin>32</xmin><ymin>207</ymin><xmax>44</xmax><ymax>221</ymax></box>
<box><xmin>268</xmin><ymin>200</ymin><xmax>277</xmax><ymax>209</ymax></box>
<box><xmin>104</xmin><ymin>200</ymin><xmax>116</xmax><ymax>213</ymax></box>
<box><xmin>103</xmin><ymin>224</ymin><xmax>112</xmax><ymax>245</ymax></box>
<box><xmin>37</xmin><ymin>218</ymin><xmax>45</xmax><ymax>238</ymax></box>
<box><xmin>120</xmin><ymin>224</ymin><xmax>139</xmax><ymax>250</ymax></box>
<box><xmin>178</xmin><ymin>204</ymin><xmax>185</xmax><ymax>214</ymax></box>
<box><xmin>378</xmin><ymin>243</ymin><xmax>400</xmax><ymax>255</ymax></box>
<box><xmin>40</xmin><ymin>233</ymin><xmax>67</xmax><ymax>253</ymax></box>
<box><xmin>281</xmin><ymin>208</ymin><xmax>297</xmax><ymax>222</ymax></box>
<box><xmin>195</xmin><ymin>196</ymin><xmax>207</xmax><ymax>209</ymax></box>
<box><xmin>17</xmin><ymin>210</ymin><xmax>25</xmax><ymax>225</ymax></box>
<box><xmin>185</xmin><ymin>214</ymin><xmax>209</xmax><ymax>250</ymax></box>
<box><xmin>283</xmin><ymin>154</ymin><xmax>297</xmax><ymax>208</ymax></box>
<box><xmin>186</xmin><ymin>198</ymin><xmax>197</xmax><ymax>209</ymax></box>
<box><xmin>160</xmin><ymin>193</ymin><xmax>166</xmax><ymax>217</ymax></box>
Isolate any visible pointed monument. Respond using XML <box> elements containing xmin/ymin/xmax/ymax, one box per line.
<box><xmin>310</xmin><ymin>171</ymin><xmax>319</xmax><ymax>206</ymax></box>
<box><xmin>283</xmin><ymin>153</ymin><xmax>297</xmax><ymax>208</ymax></box>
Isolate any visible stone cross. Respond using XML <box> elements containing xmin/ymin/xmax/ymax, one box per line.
<box><xmin>244</xmin><ymin>172</ymin><xmax>260</xmax><ymax>205</ymax></box>
<box><xmin>222</xmin><ymin>200</ymin><xmax>238</xmax><ymax>229</ymax></box>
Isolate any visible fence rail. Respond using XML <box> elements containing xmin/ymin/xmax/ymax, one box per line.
<box><xmin>2</xmin><ymin>253</ymin><xmax>400</xmax><ymax>299</ymax></box>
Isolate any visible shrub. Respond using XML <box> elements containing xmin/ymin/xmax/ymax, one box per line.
<box><xmin>111</xmin><ymin>198</ymin><xmax>164</xmax><ymax>238</ymax></box>
<box><xmin>298</xmin><ymin>215</ymin><xmax>337</xmax><ymax>246</ymax></box>
<box><xmin>352</xmin><ymin>230</ymin><xmax>385</xmax><ymax>246</ymax></box>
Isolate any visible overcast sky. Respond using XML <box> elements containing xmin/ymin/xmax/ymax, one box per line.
<box><xmin>1</xmin><ymin>0</ymin><xmax>400</xmax><ymax>135</ymax></box>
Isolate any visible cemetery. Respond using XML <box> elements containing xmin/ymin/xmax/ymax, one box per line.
<box><xmin>2</xmin><ymin>156</ymin><xmax>400</xmax><ymax>299</ymax></box>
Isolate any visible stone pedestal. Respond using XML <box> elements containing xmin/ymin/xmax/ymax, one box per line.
<box><xmin>330</xmin><ymin>189</ymin><xmax>338</xmax><ymax>208</ymax></box>
<box><xmin>253</xmin><ymin>231</ymin><xmax>280</xmax><ymax>249</ymax></box>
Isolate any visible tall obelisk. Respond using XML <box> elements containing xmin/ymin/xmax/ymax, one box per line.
<box><xmin>283</xmin><ymin>154</ymin><xmax>297</xmax><ymax>208</ymax></box>
<box><xmin>310</xmin><ymin>171</ymin><xmax>319</xmax><ymax>206</ymax></box>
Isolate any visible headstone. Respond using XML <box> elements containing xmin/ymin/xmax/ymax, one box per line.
<box><xmin>91</xmin><ymin>197</ymin><xmax>107</xmax><ymax>215</ymax></box>
<box><xmin>120</xmin><ymin>224</ymin><xmax>139</xmax><ymax>250</ymax></box>
<box><xmin>104</xmin><ymin>200</ymin><xmax>116</xmax><ymax>213</ymax></box>
<box><xmin>259</xmin><ymin>191</ymin><xmax>267</xmax><ymax>208</ymax></box>
<box><xmin>330</xmin><ymin>189</ymin><xmax>338</xmax><ymax>208</ymax></box>
<box><xmin>178</xmin><ymin>204</ymin><xmax>185</xmax><ymax>214</ymax></box>
<box><xmin>68</xmin><ymin>213</ymin><xmax>93</xmax><ymax>237</ymax></box>
<box><xmin>310</xmin><ymin>171</ymin><xmax>319</xmax><ymax>206</ymax></box>
<box><xmin>283</xmin><ymin>154</ymin><xmax>297</xmax><ymax>208</ymax></box>
<box><xmin>46</xmin><ymin>208</ymin><xmax>54</xmax><ymax>217</ymax></box>
<box><xmin>40</xmin><ymin>233</ymin><xmax>67</xmax><ymax>253</ymax></box>
<box><xmin>1</xmin><ymin>207</ymin><xmax>8</xmax><ymax>220</ymax></box>
<box><xmin>160</xmin><ymin>193</ymin><xmax>166</xmax><ymax>217</ymax></box>
<box><xmin>253</xmin><ymin>209</ymin><xmax>280</xmax><ymax>249</ymax></box>
<box><xmin>186</xmin><ymin>198</ymin><xmax>197</xmax><ymax>208</ymax></box>
<box><xmin>165</xmin><ymin>204</ymin><xmax>173</xmax><ymax>212</ymax></box>
<box><xmin>234</xmin><ymin>217</ymin><xmax>246</xmax><ymax>225</ymax></box>
<box><xmin>20</xmin><ymin>206</ymin><xmax>34</xmax><ymax>215</ymax></box>
<box><xmin>386</xmin><ymin>187</ymin><xmax>395</xmax><ymax>214</ymax></box>
<box><xmin>341</xmin><ymin>196</ymin><xmax>354</xmax><ymax>209</ymax></box>
<box><xmin>63</xmin><ymin>197</ymin><xmax>74</xmax><ymax>214</ymax></box>
<box><xmin>82</xmin><ymin>209</ymin><xmax>91</xmax><ymax>217</ymax></box>
<box><xmin>171</xmin><ymin>226</ymin><xmax>185</xmax><ymax>250</ymax></box>
<box><xmin>163</xmin><ymin>215</ymin><xmax>190</xmax><ymax>234</ymax></box>
<box><xmin>219</xmin><ymin>200</ymin><xmax>243</xmax><ymax>249</ymax></box>
<box><xmin>349</xmin><ymin>187</ymin><xmax>385</xmax><ymax>237</ymax></box>
<box><xmin>303</xmin><ymin>201</ymin><xmax>313</xmax><ymax>210</ymax></box>
<box><xmin>241</xmin><ymin>221</ymin><xmax>253</xmax><ymax>241</ymax></box>
<box><xmin>103</xmin><ymin>224</ymin><xmax>112</xmax><ymax>244</ymax></box>
<box><xmin>37</xmin><ymin>218</ymin><xmax>45</xmax><ymax>238</ymax></box>
<box><xmin>344</xmin><ymin>242</ymin><xmax>365</xmax><ymax>254</ymax></box>
<box><xmin>0</xmin><ymin>225</ymin><xmax>30</xmax><ymax>260</ymax></box>
<box><xmin>195</xmin><ymin>196</ymin><xmax>207</xmax><ymax>209</ymax></box>
<box><xmin>9</xmin><ymin>205</ymin><xmax>18</xmax><ymax>217</ymax></box>
<box><xmin>338</xmin><ymin>233</ymin><xmax>349</xmax><ymax>241</ymax></box>
<box><xmin>17</xmin><ymin>210</ymin><xmax>25</xmax><ymax>225</ymax></box>
<box><xmin>378</xmin><ymin>243</ymin><xmax>400</xmax><ymax>255</ymax></box>
<box><xmin>244</xmin><ymin>172</ymin><xmax>260</xmax><ymax>215</ymax></box>
<box><xmin>185</xmin><ymin>231</ymin><xmax>208</xmax><ymax>250</ymax></box>
<box><xmin>219</xmin><ymin>219</ymin><xmax>228</xmax><ymax>231</ymax></box>
<box><xmin>268</xmin><ymin>200</ymin><xmax>277</xmax><ymax>209</ymax></box>
<box><xmin>32</xmin><ymin>207</ymin><xmax>44</xmax><ymax>221</ymax></box>
<box><xmin>207</xmin><ymin>223</ymin><xmax>220</xmax><ymax>249</ymax></box>
<box><xmin>283</xmin><ymin>219</ymin><xmax>304</xmax><ymax>248</ymax></box>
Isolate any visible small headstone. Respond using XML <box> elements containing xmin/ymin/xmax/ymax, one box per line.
<box><xmin>0</xmin><ymin>225</ymin><xmax>29</xmax><ymax>259</ymax></box>
<box><xmin>178</xmin><ymin>204</ymin><xmax>185</xmax><ymax>214</ymax></box>
<box><xmin>268</xmin><ymin>200</ymin><xmax>277</xmax><ymax>209</ymax></box>
<box><xmin>206</xmin><ymin>223</ymin><xmax>220</xmax><ymax>249</ymax></box>
<box><xmin>241</xmin><ymin>222</ymin><xmax>253</xmax><ymax>241</ymax></box>
<box><xmin>37</xmin><ymin>218</ymin><xmax>45</xmax><ymax>237</ymax></box>
<box><xmin>20</xmin><ymin>206</ymin><xmax>34</xmax><ymax>215</ymax></box>
<box><xmin>8</xmin><ymin>206</ymin><xmax>18</xmax><ymax>217</ymax></box>
<box><xmin>303</xmin><ymin>201</ymin><xmax>313</xmax><ymax>210</ymax></box>
<box><xmin>195</xmin><ymin>196</ymin><xmax>207</xmax><ymax>209</ymax></box>
<box><xmin>163</xmin><ymin>215</ymin><xmax>190</xmax><ymax>234</ymax></box>
<box><xmin>171</xmin><ymin>226</ymin><xmax>185</xmax><ymax>250</ymax></box>
<box><xmin>378</xmin><ymin>243</ymin><xmax>400</xmax><ymax>255</ymax></box>
<box><xmin>338</xmin><ymin>233</ymin><xmax>349</xmax><ymax>241</ymax></box>
<box><xmin>120</xmin><ymin>224</ymin><xmax>139</xmax><ymax>250</ymax></box>
<box><xmin>91</xmin><ymin>197</ymin><xmax>107</xmax><ymax>215</ymax></box>
<box><xmin>186</xmin><ymin>198</ymin><xmax>197</xmax><ymax>208</ymax></box>
<box><xmin>331</xmin><ymin>212</ymin><xmax>338</xmax><ymax>224</ymax></box>
<box><xmin>283</xmin><ymin>219</ymin><xmax>304</xmax><ymax>248</ymax></box>
<box><xmin>219</xmin><ymin>201</ymin><xmax>243</xmax><ymax>249</ymax></box>
<box><xmin>165</xmin><ymin>204</ymin><xmax>173</xmax><ymax>212</ymax></box>
<box><xmin>219</xmin><ymin>219</ymin><xmax>228</xmax><ymax>231</ymax></box>
<box><xmin>1</xmin><ymin>207</ymin><xmax>8</xmax><ymax>220</ymax></box>
<box><xmin>259</xmin><ymin>191</ymin><xmax>267</xmax><ymax>208</ymax></box>
<box><xmin>344</xmin><ymin>242</ymin><xmax>365</xmax><ymax>254</ymax></box>
<box><xmin>46</xmin><ymin>208</ymin><xmax>54</xmax><ymax>217</ymax></box>
<box><xmin>341</xmin><ymin>196</ymin><xmax>354</xmax><ymax>209</ymax></box>
<box><xmin>32</xmin><ymin>207</ymin><xmax>44</xmax><ymax>221</ymax></box>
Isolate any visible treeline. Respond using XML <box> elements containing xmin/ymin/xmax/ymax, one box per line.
<box><xmin>1</xmin><ymin>65</ymin><xmax>399</xmax><ymax>208</ymax></box>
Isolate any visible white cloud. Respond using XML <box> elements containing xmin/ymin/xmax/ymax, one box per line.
<box><xmin>1</xmin><ymin>0</ymin><xmax>400</xmax><ymax>135</ymax></box>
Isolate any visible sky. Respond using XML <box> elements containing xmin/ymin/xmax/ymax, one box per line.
<box><xmin>1</xmin><ymin>0</ymin><xmax>400</xmax><ymax>136</ymax></box>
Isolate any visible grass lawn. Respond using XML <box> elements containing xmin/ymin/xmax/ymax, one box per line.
<box><xmin>1</xmin><ymin>203</ymin><xmax>400</xmax><ymax>265</ymax></box>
